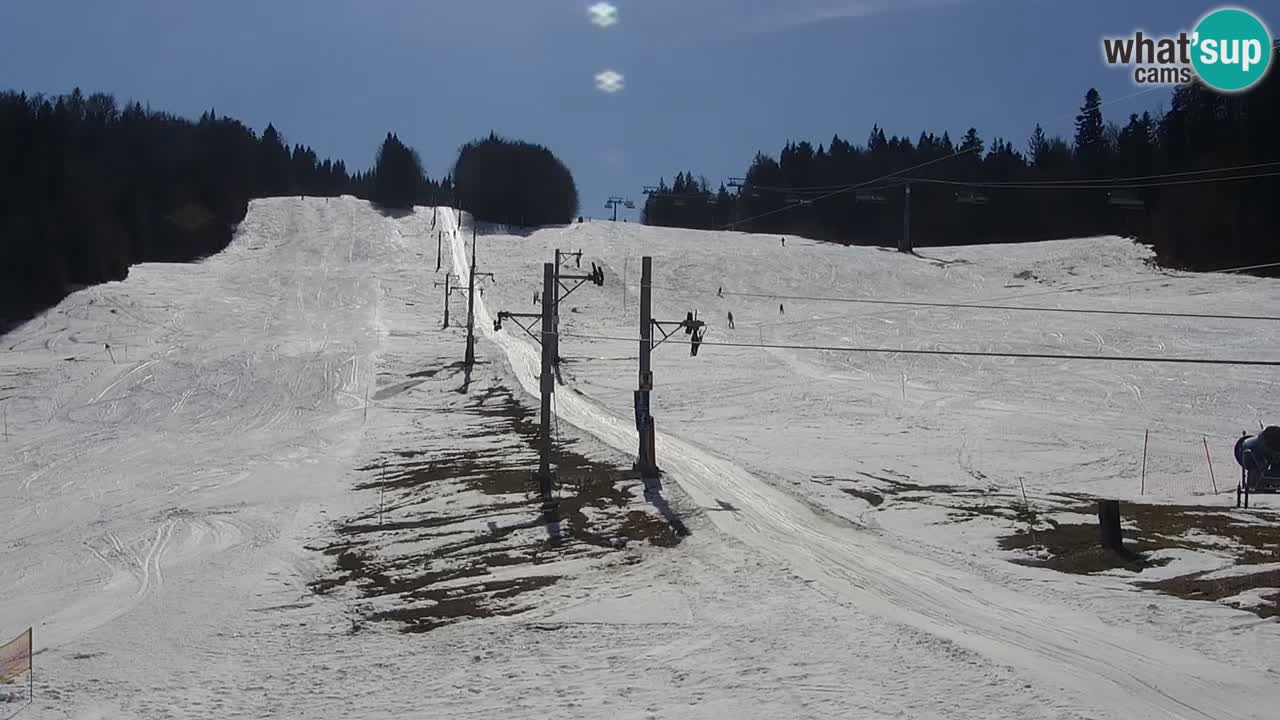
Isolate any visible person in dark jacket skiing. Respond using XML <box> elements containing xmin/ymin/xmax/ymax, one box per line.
<box><xmin>727</xmin><ymin>311</ymin><xmax>734</xmax><ymax>329</ymax></box>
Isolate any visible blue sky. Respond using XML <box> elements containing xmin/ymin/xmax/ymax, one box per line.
<box><xmin>0</xmin><ymin>0</ymin><xmax>1271</xmax><ymax>220</ymax></box>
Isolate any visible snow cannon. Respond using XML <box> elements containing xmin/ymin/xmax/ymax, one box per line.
<box><xmin>1234</xmin><ymin>427</ymin><xmax>1280</xmax><ymax>507</ymax></box>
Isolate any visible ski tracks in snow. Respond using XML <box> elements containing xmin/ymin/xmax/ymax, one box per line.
<box><xmin>444</xmin><ymin>215</ymin><xmax>1278</xmax><ymax>720</ymax></box>
<box><xmin>86</xmin><ymin>519</ymin><xmax>177</xmax><ymax>599</ymax></box>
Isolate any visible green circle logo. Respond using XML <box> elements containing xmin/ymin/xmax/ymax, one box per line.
<box><xmin>1191</xmin><ymin>7</ymin><xmax>1273</xmax><ymax>92</ymax></box>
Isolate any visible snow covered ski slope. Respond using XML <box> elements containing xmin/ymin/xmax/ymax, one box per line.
<box><xmin>2</xmin><ymin>197</ymin><xmax>1279</xmax><ymax>719</ymax></box>
<box><xmin>445</xmin><ymin>214</ymin><xmax>1280</xmax><ymax>719</ymax></box>
<box><xmin>0</xmin><ymin>198</ymin><xmax>426</xmax><ymax>717</ymax></box>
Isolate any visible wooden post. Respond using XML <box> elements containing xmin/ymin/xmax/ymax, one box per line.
<box><xmin>1203</xmin><ymin>436</ymin><xmax>1218</xmax><ymax>494</ymax></box>
<box><xmin>1018</xmin><ymin>477</ymin><xmax>1037</xmax><ymax>547</ymax></box>
<box><xmin>1238</xmin><ymin>464</ymin><xmax>1249</xmax><ymax>508</ymax></box>
<box><xmin>1098</xmin><ymin>499</ymin><xmax>1122</xmax><ymax>551</ymax></box>
<box><xmin>1140</xmin><ymin>429</ymin><xmax>1149</xmax><ymax>495</ymax></box>
<box><xmin>899</xmin><ymin>183</ymin><xmax>912</xmax><ymax>253</ymax></box>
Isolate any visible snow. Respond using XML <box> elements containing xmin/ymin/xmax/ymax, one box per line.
<box><xmin>1219</xmin><ymin>587</ymin><xmax>1280</xmax><ymax>612</ymax></box>
<box><xmin>1116</xmin><ymin>548</ymin><xmax>1240</xmax><ymax>582</ymax></box>
<box><xmin>1201</xmin><ymin>562</ymin><xmax>1280</xmax><ymax>581</ymax></box>
<box><xmin>3</xmin><ymin>197</ymin><xmax>1280</xmax><ymax>719</ymax></box>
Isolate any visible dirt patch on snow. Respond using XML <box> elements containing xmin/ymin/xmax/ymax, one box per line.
<box><xmin>821</xmin><ymin>468</ymin><xmax>1280</xmax><ymax>619</ymax></box>
<box><xmin>999</xmin><ymin>500</ymin><xmax>1280</xmax><ymax>618</ymax></box>
<box><xmin>1140</xmin><ymin>568</ymin><xmax>1280</xmax><ymax>619</ymax></box>
<box><xmin>309</xmin><ymin>378</ymin><xmax>686</xmax><ymax>633</ymax></box>
<box><xmin>1000</xmin><ymin>522</ymin><xmax>1178</xmax><ymax>574</ymax></box>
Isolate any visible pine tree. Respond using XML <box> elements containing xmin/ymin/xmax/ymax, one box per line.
<box><xmin>370</xmin><ymin>133</ymin><xmax>427</xmax><ymax>210</ymax></box>
<box><xmin>1027</xmin><ymin>123</ymin><xmax>1047</xmax><ymax>165</ymax></box>
<box><xmin>1074</xmin><ymin>88</ymin><xmax>1106</xmax><ymax>177</ymax></box>
<box><xmin>259</xmin><ymin>124</ymin><xmax>292</xmax><ymax>196</ymax></box>
<box><xmin>1117</xmin><ymin>112</ymin><xmax>1156</xmax><ymax>177</ymax></box>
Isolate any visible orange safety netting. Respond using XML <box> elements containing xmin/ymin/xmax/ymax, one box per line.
<box><xmin>0</xmin><ymin>629</ymin><xmax>31</xmax><ymax>684</ymax></box>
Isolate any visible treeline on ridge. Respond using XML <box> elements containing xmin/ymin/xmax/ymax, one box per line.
<box><xmin>0</xmin><ymin>89</ymin><xmax>449</xmax><ymax>323</ymax></box>
<box><xmin>452</xmin><ymin>132</ymin><xmax>580</xmax><ymax>227</ymax></box>
<box><xmin>642</xmin><ymin>74</ymin><xmax>1280</xmax><ymax>272</ymax></box>
<box><xmin>0</xmin><ymin>90</ymin><xmax>573</xmax><ymax>326</ymax></box>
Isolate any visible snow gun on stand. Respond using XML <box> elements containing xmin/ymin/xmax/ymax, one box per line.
<box><xmin>1235</xmin><ymin>425</ymin><xmax>1280</xmax><ymax>508</ymax></box>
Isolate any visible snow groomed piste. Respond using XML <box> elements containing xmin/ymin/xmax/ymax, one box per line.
<box><xmin>2</xmin><ymin>196</ymin><xmax>1279</xmax><ymax>719</ymax></box>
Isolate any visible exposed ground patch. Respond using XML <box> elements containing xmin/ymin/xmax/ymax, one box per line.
<box><xmin>817</xmin><ymin>470</ymin><xmax>1280</xmax><ymax>619</ymax></box>
<box><xmin>1000</xmin><ymin>522</ymin><xmax>1177</xmax><ymax>574</ymax></box>
<box><xmin>1002</xmin><ymin>501</ymin><xmax>1280</xmax><ymax>618</ymax></box>
<box><xmin>309</xmin><ymin>370</ymin><xmax>687</xmax><ymax>633</ymax></box>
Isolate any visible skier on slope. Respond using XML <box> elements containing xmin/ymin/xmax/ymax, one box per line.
<box><xmin>1235</xmin><ymin>426</ymin><xmax>1280</xmax><ymax>489</ymax></box>
<box><xmin>727</xmin><ymin>311</ymin><xmax>735</xmax><ymax>329</ymax></box>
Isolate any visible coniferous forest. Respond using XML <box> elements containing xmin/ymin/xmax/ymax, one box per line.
<box><xmin>3</xmin><ymin>75</ymin><xmax>1277</xmax><ymax>326</ymax></box>
<box><xmin>0</xmin><ymin>90</ymin><xmax>580</xmax><ymax>325</ymax></box>
<box><xmin>453</xmin><ymin>133</ymin><xmax>580</xmax><ymax>228</ymax></box>
<box><xmin>643</xmin><ymin>73</ymin><xmax>1280</xmax><ymax>273</ymax></box>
